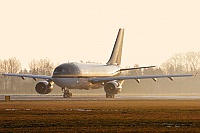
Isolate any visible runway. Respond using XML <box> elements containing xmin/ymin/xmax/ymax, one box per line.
<box><xmin>1</xmin><ymin>95</ymin><xmax>200</xmax><ymax>101</ymax></box>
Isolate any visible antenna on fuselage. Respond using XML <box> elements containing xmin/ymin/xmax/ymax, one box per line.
<box><xmin>106</xmin><ymin>28</ymin><xmax>124</xmax><ymax>66</ymax></box>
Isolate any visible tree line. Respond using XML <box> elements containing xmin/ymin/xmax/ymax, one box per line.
<box><xmin>0</xmin><ymin>58</ymin><xmax>57</xmax><ymax>94</ymax></box>
<box><xmin>123</xmin><ymin>52</ymin><xmax>200</xmax><ymax>95</ymax></box>
<box><xmin>0</xmin><ymin>51</ymin><xmax>200</xmax><ymax>95</ymax></box>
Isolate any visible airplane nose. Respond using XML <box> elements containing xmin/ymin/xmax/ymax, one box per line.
<box><xmin>53</xmin><ymin>63</ymin><xmax>81</xmax><ymax>77</ymax></box>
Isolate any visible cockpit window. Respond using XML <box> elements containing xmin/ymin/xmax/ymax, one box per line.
<box><xmin>63</xmin><ymin>67</ymin><xmax>73</xmax><ymax>74</ymax></box>
<box><xmin>54</xmin><ymin>63</ymin><xmax>80</xmax><ymax>75</ymax></box>
<box><xmin>55</xmin><ymin>67</ymin><xmax>63</xmax><ymax>73</ymax></box>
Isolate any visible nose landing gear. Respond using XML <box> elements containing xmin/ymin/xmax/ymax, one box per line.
<box><xmin>62</xmin><ymin>87</ymin><xmax>72</xmax><ymax>98</ymax></box>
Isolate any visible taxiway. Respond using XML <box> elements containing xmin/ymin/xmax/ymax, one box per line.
<box><xmin>1</xmin><ymin>95</ymin><xmax>200</xmax><ymax>101</ymax></box>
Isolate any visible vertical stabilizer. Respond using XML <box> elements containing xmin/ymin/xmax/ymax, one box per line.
<box><xmin>107</xmin><ymin>28</ymin><xmax>124</xmax><ymax>65</ymax></box>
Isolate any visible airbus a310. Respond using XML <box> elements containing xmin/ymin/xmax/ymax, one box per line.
<box><xmin>2</xmin><ymin>29</ymin><xmax>194</xmax><ymax>98</ymax></box>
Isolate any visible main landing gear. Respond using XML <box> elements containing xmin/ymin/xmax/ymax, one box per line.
<box><xmin>106</xmin><ymin>94</ymin><xmax>115</xmax><ymax>98</ymax></box>
<box><xmin>62</xmin><ymin>87</ymin><xmax>72</xmax><ymax>98</ymax></box>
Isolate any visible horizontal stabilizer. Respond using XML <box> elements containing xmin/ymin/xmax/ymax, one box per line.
<box><xmin>120</xmin><ymin>66</ymin><xmax>156</xmax><ymax>71</ymax></box>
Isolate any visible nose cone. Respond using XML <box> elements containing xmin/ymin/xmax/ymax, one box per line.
<box><xmin>53</xmin><ymin>63</ymin><xmax>81</xmax><ymax>77</ymax></box>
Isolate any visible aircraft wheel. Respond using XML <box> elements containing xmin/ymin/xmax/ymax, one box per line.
<box><xmin>63</xmin><ymin>88</ymin><xmax>72</xmax><ymax>98</ymax></box>
<box><xmin>68</xmin><ymin>92</ymin><xmax>72</xmax><ymax>98</ymax></box>
<box><xmin>106</xmin><ymin>94</ymin><xmax>114</xmax><ymax>98</ymax></box>
<box><xmin>106</xmin><ymin>94</ymin><xmax>109</xmax><ymax>98</ymax></box>
<box><xmin>63</xmin><ymin>91</ymin><xmax>68</xmax><ymax>98</ymax></box>
<box><xmin>63</xmin><ymin>94</ymin><xmax>68</xmax><ymax>98</ymax></box>
<box><xmin>63</xmin><ymin>92</ymin><xmax>72</xmax><ymax>98</ymax></box>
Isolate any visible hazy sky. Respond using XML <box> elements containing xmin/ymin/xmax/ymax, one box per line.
<box><xmin>0</xmin><ymin>0</ymin><xmax>200</xmax><ymax>69</ymax></box>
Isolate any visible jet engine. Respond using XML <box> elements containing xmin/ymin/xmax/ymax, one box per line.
<box><xmin>35</xmin><ymin>81</ymin><xmax>53</xmax><ymax>94</ymax></box>
<box><xmin>104</xmin><ymin>81</ymin><xmax>122</xmax><ymax>95</ymax></box>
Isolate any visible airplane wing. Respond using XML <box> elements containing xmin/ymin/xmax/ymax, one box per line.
<box><xmin>89</xmin><ymin>74</ymin><xmax>195</xmax><ymax>83</ymax></box>
<box><xmin>2</xmin><ymin>73</ymin><xmax>52</xmax><ymax>80</ymax></box>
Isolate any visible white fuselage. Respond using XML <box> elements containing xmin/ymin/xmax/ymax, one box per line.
<box><xmin>52</xmin><ymin>63</ymin><xmax>120</xmax><ymax>89</ymax></box>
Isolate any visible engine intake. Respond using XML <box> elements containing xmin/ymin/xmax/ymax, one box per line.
<box><xmin>104</xmin><ymin>81</ymin><xmax>122</xmax><ymax>95</ymax></box>
<box><xmin>35</xmin><ymin>81</ymin><xmax>53</xmax><ymax>94</ymax></box>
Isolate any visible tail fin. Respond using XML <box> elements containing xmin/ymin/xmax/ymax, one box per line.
<box><xmin>107</xmin><ymin>28</ymin><xmax>124</xmax><ymax>65</ymax></box>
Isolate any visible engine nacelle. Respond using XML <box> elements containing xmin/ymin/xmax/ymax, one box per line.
<box><xmin>35</xmin><ymin>81</ymin><xmax>53</xmax><ymax>94</ymax></box>
<box><xmin>104</xmin><ymin>81</ymin><xmax>122</xmax><ymax>95</ymax></box>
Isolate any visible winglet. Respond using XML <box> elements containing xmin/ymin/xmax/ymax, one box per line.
<box><xmin>168</xmin><ymin>77</ymin><xmax>174</xmax><ymax>81</ymax></box>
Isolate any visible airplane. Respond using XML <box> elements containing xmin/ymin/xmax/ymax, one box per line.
<box><xmin>2</xmin><ymin>29</ymin><xmax>195</xmax><ymax>98</ymax></box>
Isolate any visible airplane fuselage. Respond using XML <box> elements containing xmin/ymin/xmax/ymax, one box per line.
<box><xmin>52</xmin><ymin>63</ymin><xmax>120</xmax><ymax>89</ymax></box>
